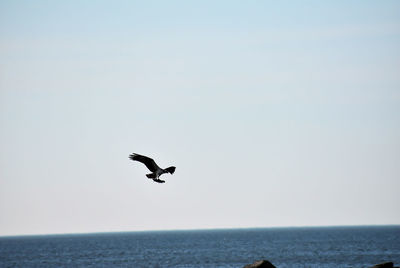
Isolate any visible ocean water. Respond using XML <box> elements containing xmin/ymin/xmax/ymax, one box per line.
<box><xmin>0</xmin><ymin>226</ymin><xmax>399</xmax><ymax>268</ymax></box>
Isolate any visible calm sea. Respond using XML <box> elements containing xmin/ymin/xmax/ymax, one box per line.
<box><xmin>0</xmin><ymin>226</ymin><xmax>399</xmax><ymax>267</ymax></box>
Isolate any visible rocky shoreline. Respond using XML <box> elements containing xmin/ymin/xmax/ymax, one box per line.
<box><xmin>243</xmin><ymin>260</ymin><xmax>399</xmax><ymax>268</ymax></box>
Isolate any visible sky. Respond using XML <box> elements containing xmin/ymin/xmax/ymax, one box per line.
<box><xmin>0</xmin><ymin>1</ymin><xmax>399</xmax><ymax>236</ymax></box>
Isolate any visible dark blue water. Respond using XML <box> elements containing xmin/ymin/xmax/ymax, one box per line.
<box><xmin>1</xmin><ymin>226</ymin><xmax>399</xmax><ymax>267</ymax></box>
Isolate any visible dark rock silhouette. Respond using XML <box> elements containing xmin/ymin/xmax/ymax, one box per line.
<box><xmin>370</xmin><ymin>262</ymin><xmax>399</xmax><ymax>268</ymax></box>
<box><xmin>243</xmin><ymin>260</ymin><xmax>398</xmax><ymax>268</ymax></box>
<box><xmin>243</xmin><ymin>260</ymin><xmax>276</xmax><ymax>268</ymax></box>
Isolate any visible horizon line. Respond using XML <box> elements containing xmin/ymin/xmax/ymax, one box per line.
<box><xmin>1</xmin><ymin>224</ymin><xmax>399</xmax><ymax>238</ymax></box>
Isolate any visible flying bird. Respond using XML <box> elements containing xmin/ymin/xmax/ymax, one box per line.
<box><xmin>129</xmin><ymin>153</ymin><xmax>176</xmax><ymax>183</ymax></box>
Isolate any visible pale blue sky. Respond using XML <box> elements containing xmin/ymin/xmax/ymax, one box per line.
<box><xmin>0</xmin><ymin>1</ymin><xmax>399</xmax><ymax>236</ymax></box>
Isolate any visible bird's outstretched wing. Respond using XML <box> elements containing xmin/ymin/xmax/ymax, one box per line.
<box><xmin>129</xmin><ymin>153</ymin><xmax>159</xmax><ymax>172</ymax></box>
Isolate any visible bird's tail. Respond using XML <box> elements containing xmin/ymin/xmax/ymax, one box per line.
<box><xmin>146</xmin><ymin>173</ymin><xmax>156</xmax><ymax>179</ymax></box>
<box><xmin>165</xmin><ymin>166</ymin><xmax>176</xmax><ymax>174</ymax></box>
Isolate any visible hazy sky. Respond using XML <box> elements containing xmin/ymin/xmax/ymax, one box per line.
<box><xmin>0</xmin><ymin>1</ymin><xmax>399</xmax><ymax>236</ymax></box>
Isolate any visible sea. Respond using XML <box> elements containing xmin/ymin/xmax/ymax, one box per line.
<box><xmin>0</xmin><ymin>226</ymin><xmax>399</xmax><ymax>268</ymax></box>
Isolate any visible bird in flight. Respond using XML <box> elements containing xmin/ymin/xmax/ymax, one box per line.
<box><xmin>129</xmin><ymin>153</ymin><xmax>176</xmax><ymax>183</ymax></box>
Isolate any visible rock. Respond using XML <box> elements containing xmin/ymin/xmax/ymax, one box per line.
<box><xmin>370</xmin><ymin>262</ymin><xmax>399</xmax><ymax>268</ymax></box>
<box><xmin>243</xmin><ymin>260</ymin><xmax>277</xmax><ymax>268</ymax></box>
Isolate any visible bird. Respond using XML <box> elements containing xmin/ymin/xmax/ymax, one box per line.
<box><xmin>129</xmin><ymin>153</ymin><xmax>176</xmax><ymax>183</ymax></box>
